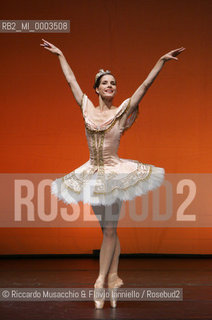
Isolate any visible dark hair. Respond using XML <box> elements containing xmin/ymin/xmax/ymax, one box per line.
<box><xmin>93</xmin><ymin>73</ymin><xmax>116</xmax><ymax>90</ymax></box>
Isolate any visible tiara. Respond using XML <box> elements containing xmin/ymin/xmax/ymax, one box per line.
<box><xmin>95</xmin><ymin>69</ymin><xmax>111</xmax><ymax>83</ymax></box>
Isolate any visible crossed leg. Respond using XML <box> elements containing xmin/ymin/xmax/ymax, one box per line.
<box><xmin>91</xmin><ymin>199</ymin><xmax>123</xmax><ymax>288</ymax></box>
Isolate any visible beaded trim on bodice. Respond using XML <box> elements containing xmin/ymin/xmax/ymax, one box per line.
<box><xmin>79</xmin><ymin>93</ymin><xmax>132</xmax><ymax>174</ymax></box>
<box><xmin>62</xmin><ymin>94</ymin><xmax>152</xmax><ymax>195</ymax></box>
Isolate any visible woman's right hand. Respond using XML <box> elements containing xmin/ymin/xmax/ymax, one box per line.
<box><xmin>40</xmin><ymin>39</ymin><xmax>62</xmax><ymax>56</ymax></box>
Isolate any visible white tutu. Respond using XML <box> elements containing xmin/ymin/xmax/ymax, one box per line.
<box><xmin>51</xmin><ymin>159</ymin><xmax>165</xmax><ymax>206</ymax></box>
<box><xmin>51</xmin><ymin>94</ymin><xmax>165</xmax><ymax>206</ymax></box>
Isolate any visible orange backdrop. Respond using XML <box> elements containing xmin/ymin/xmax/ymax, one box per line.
<box><xmin>1</xmin><ymin>0</ymin><xmax>212</xmax><ymax>254</ymax></box>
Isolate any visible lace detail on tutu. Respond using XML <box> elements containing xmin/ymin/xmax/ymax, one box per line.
<box><xmin>94</xmin><ymin>162</ymin><xmax>152</xmax><ymax>194</ymax></box>
<box><xmin>51</xmin><ymin>163</ymin><xmax>165</xmax><ymax>206</ymax></box>
<box><xmin>63</xmin><ymin>165</ymin><xmax>98</xmax><ymax>193</ymax></box>
<box><xmin>62</xmin><ymin>161</ymin><xmax>152</xmax><ymax>195</ymax></box>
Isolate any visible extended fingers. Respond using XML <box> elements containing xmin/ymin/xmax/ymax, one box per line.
<box><xmin>40</xmin><ymin>43</ymin><xmax>51</xmax><ymax>48</ymax></box>
<box><xmin>171</xmin><ymin>47</ymin><xmax>185</xmax><ymax>57</ymax></box>
<box><xmin>40</xmin><ymin>42</ymin><xmax>52</xmax><ymax>51</ymax></box>
<box><xmin>42</xmin><ymin>38</ymin><xmax>51</xmax><ymax>45</ymax></box>
<box><xmin>177</xmin><ymin>47</ymin><xmax>186</xmax><ymax>53</ymax></box>
<box><xmin>174</xmin><ymin>47</ymin><xmax>186</xmax><ymax>54</ymax></box>
<box><xmin>43</xmin><ymin>46</ymin><xmax>52</xmax><ymax>51</ymax></box>
<box><xmin>41</xmin><ymin>39</ymin><xmax>52</xmax><ymax>47</ymax></box>
<box><xmin>174</xmin><ymin>47</ymin><xmax>185</xmax><ymax>51</ymax></box>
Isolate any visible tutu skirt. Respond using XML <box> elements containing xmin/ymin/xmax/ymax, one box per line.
<box><xmin>51</xmin><ymin>159</ymin><xmax>165</xmax><ymax>206</ymax></box>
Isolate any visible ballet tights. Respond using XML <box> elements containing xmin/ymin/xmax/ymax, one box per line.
<box><xmin>92</xmin><ymin>199</ymin><xmax>124</xmax><ymax>288</ymax></box>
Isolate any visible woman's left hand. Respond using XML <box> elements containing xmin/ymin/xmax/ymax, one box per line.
<box><xmin>161</xmin><ymin>47</ymin><xmax>186</xmax><ymax>62</ymax></box>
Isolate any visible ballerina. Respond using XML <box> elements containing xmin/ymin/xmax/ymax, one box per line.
<box><xmin>40</xmin><ymin>39</ymin><xmax>185</xmax><ymax>308</ymax></box>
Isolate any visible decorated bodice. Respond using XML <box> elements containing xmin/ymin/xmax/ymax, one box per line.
<box><xmin>80</xmin><ymin>94</ymin><xmax>138</xmax><ymax>170</ymax></box>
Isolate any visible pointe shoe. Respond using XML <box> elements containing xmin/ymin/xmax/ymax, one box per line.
<box><xmin>109</xmin><ymin>290</ymin><xmax>117</xmax><ymax>308</ymax></box>
<box><xmin>108</xmin><ymin>273</ymin><xmax>124</xmax><ymax>308</ymax></box>
<box><xmin>94</xmin><ymin>277</ymin><xmax>105</xmax><ymax>309</ymax></box>
<box><xmin>94</xmin><ymin>299</ymin><xmax>105</xmax><ymax>309</ymax></box>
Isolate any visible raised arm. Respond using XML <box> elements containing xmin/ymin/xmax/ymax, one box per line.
<box><xmin>40</xmin><ymin>39</ymin><xmax>83</xmax><ymax>106</ymax></box>
<box><xmin>129</xmin><ymin>47</ymin><xmax>186</xmax><ymax>113</ymax></box>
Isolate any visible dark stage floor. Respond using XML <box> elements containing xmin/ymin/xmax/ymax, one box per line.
<box><xmin>0</xmin><ymin>256</ymin><xmax>212</xmax><ymax>320</ymax></box>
